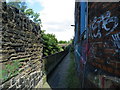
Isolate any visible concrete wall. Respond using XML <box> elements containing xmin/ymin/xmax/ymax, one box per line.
<box><xmin>74</xmin><ymin>2</ymin><xmax>120</xmax><ymax>88</ymax></box>
<box><xmin>0</xmin><ymin>2</ymin><xmax>43</xmax><ymax>89</ymax></box>
<box><xmin>43</xmin><ymin>50</ymin><xmax>69</xmax><ymax>75</ymax></box>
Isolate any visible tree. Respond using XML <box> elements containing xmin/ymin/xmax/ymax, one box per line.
<box><xmin>7</xmin><ymin>0</ymin><xmax>41</xmax><ymax>25</ymax></box>
<box><xmin>7</xmin><ymin>0</ymin><xmax>62</xmax><ymax>56</ymax></box>
<box><xmin>58</xmin><ymin>40</ymin><xmax>68</xmax><ymax>44</ymax></box>
<box><xmin>41</xmin><ymin>30</ymin><xmax>63</xmax><ymax>56</ymax></box>
<box><xmin>7</xmin><ymin>0</ymin><xmax>27</xmax><ymax>13</ymax></box>
<box><xmin>24</xmin><ymin>9</ymin><xmax>41</xmax><ymax>25</ymax></box>
<box><xmin>68</xmin><ymin>39</ymin><xmax>73</xmax><ymax>44</ymax></box>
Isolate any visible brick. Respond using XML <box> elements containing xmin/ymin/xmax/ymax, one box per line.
<box><xmin>19</xmin><ymin>77</ymin><xmax>24</xmax><ymax>85</ymax></box>
<box><xmin>3</xmin><ymin>80</ymin><xmax>11</xmax><ymax>89</ymax></box>
<box><xmin>21</xmin><ymin>82</ymin><xmax>25</xmax><ymax>89</ymax></box>
<box><xmin>0</xmin><ymin>84</ymin><xmax>3</xmax><ymax>90</ymax></box>
<box><xmin>2</xmin><ymin>2</ymin><xmax>7</xmax><ymax>11</ymax></box>
<box><xmin>8</xmin><ymin>84</ymin><xmax>16</xmax><ymax>89</ymax></box>
<box><xmin>11</xmin><ymin>77</ymin><xmax>16</xmax><ymax>85</ymax></box>
<box><xmin>25</xmin><ymin>79</ymin><xmax>29</xmax><ymax>86</ymax></box>
<box><xmin>22</xmin><ymin>86</ymin><xmax>28</xmax><ymax>90</ymax></box>
<box><xmin>32</xmin><ymin>74</ymin><xmax>34</xmax><ymax>79</ymax></box>
<box><xmin>16</xmin><ymin>85</ymin><xmax>21</xmax><ymax>89</ymax></box>
<box><xmin>16</xmin><ymin>82</ymin><xmax>19</xmax><ymax>88</ymax></box>
<box><xmin>31</xmin><ymin>79</ymin><xmax>34</xmax><ymax>86</ymax></box>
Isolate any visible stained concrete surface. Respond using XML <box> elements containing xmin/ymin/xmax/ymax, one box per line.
<box><xmin>47</xmin><ymin>52</ymin><xmax>71</xmax><ymax>88</ymax></box>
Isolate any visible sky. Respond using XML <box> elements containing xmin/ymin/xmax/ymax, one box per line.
<box><xmin>7</xmin><ymin>0</ymin><xmax>75</xmax><ymax>41</ymax></box>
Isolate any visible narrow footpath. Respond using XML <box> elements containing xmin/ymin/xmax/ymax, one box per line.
<box><xmin>47</xmin><ymin>52</ymin><xmax>71</xmax><ymax>88</ymax></box>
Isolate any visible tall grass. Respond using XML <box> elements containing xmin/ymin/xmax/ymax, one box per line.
<box><xmin>66</xmin><ymin>51</ymin><xmax>81</xmax><ymax>88</ymax></box>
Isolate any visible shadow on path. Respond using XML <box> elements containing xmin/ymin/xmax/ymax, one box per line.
<box><xmin>47</xmin><ymin>52</ymin><xmax>71</xmax><ymax>88</ymax></box>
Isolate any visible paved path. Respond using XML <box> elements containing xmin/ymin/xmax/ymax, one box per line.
<box><xmin>47</xmin><ymin>52</ymin><xmax>71</xmax><ymax>88</ymax></box>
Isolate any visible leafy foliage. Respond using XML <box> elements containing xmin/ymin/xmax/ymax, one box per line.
<box><xmin>7</xmin><ymin>0</ymin><xmax>41</xmax><ymax>25</ymax></box>
<box><xmin>7</xmin><ymin>0</ymin><xmax>63</xmax><ymax>56</ymax></box>
<box><xmin>41</xmin><ymin>30</ymin><xmax>63</xmax><ymax>56</ymax></box>
<box><xmin>58</xmin><ymin>39</ymin><xmax>73</xmax><ymax>44</ymax></box>
<box><xmin>7</xmin><ymin>0</ymin><xmax>27</xmax><ymax>13</ymax></box>
<box><xmin>68</xmin><ymin>39</ymin><xmax>73</xmax><ymax>44</ymax></box>
<box><xmin>58</xmin><ymin>40</ymin><xmax>67</xmax><ymax>44</ymax></box>
<box><xmin>24</xmin><ymin>9</ymin><xmax>41</xmax><ymax>25</ymax></box>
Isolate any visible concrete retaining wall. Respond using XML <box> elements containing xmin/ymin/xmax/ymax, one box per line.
<box><xmin>43</xmin><ymin>50</ymin><xmax>69</xmax><ymax>75</ymax></box>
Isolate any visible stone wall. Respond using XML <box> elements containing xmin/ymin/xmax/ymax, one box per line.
<box><xmin>0</xmin><ymin>2</ymin><xmax>43</xmax><ymax>89</ymax></box>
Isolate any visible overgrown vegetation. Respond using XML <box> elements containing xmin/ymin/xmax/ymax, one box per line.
<box><xmin>0</xmin><ymin>60</ymin><xmax>22</xmax><ymax>82</ymax></box>
<box><xmin>66</xmin><ymin>48</ymin><xmax>81</xmax><ymax>88</ymax></box>
<box><xmin>41</xmin><ymin>30</ymin><xmax>63</xmax><ymax>56</ymax></box>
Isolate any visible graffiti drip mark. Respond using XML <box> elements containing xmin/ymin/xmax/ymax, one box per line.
<box><xmin>90</xmin><ymin>11</ymin><xmax>119</xmax><ymax>38</ymax></box>
<box><xmin>112</xmin><ymin>32</ymin><xmax>120</xmax><ymax>49</ymax></box>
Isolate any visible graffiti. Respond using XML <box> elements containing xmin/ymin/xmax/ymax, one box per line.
<box><xmin>90</xmin><ymin>11</ymin><xmax>119</xmax><ymax>38</ymax></box>
<box><xmin>112</xmin><ymin>32</ymin><xmax>120</xmax><ymax>49</ymax></box>
<box><xmin>74</xmin><ymin>2</ymin><xmax>120</xmax><ymax>88</ymax></box>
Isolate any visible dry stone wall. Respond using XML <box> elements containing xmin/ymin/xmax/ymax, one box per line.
<box><xmin>0</xmin><ymin>2</ymin><xmax>43</xmax><ymax>89</ymax></box>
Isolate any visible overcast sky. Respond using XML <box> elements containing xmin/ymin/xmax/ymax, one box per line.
<box><xmin>8</xmin><ymin>0</ymin><xmax>75</xmax><ymax>41</ymax></box>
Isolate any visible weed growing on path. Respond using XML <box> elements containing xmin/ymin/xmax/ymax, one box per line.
<box><xmin>66</xmin><ymin>51</ymin><xmax>81</xmax><ymax>88</ymax></box>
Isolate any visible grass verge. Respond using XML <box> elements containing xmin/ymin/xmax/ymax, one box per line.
<box><xmin>66</xmin><ymin>51</ymin><xmax>81</xmax><ymax>88</ymax></box>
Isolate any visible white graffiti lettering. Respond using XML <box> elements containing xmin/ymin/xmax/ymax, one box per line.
<box><xmin>90</xmin><ymin>11</ymin><xmax>119</xmax><ymax>38</ymax></box>
<box><xmin>112</xmin><ymin>32</ymin><xmax>120</xmax><ymax>49</ymax></box>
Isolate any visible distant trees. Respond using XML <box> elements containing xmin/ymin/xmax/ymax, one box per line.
<box><xmin>68</xmin><ymin>39</ymin><xmax>73</xmax><ymax>44</ymax></box>
<box><xmin>58</xmin><ymin>39</ymin><xmax>73</xmax><ymax>44</ymax></box>
<box><xmin>58</xmin><ymin>40</ymin><xmax>67</xmax><ymax>44</ymax></box>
